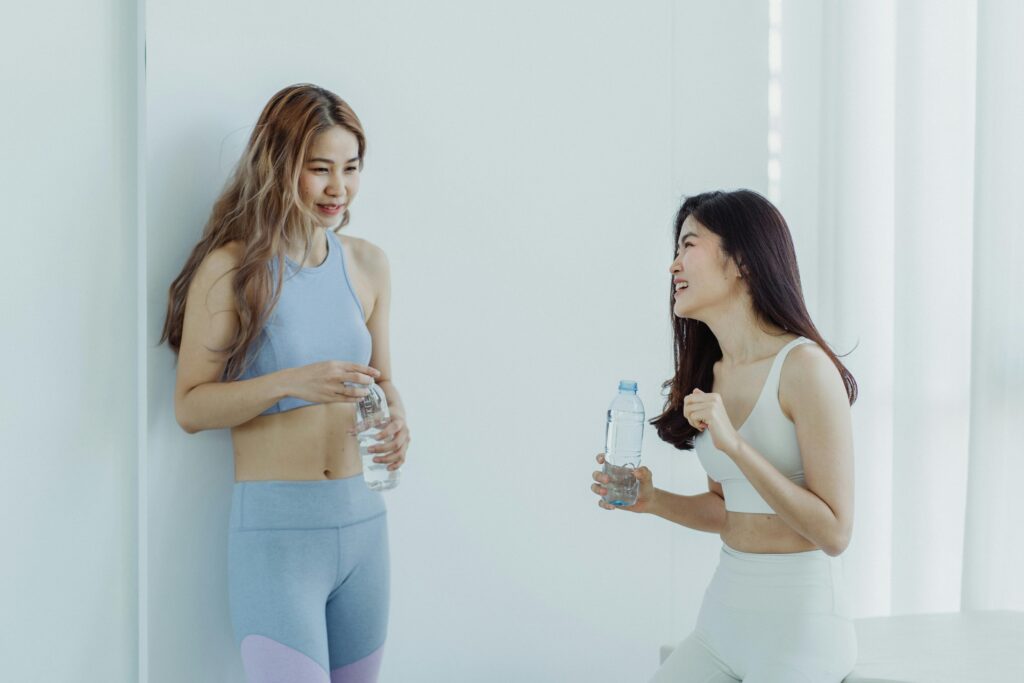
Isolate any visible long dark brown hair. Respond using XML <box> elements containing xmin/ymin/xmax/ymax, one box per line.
<box><xmin>159</xmin><ymin>84</ymin><xmax>366</xmax><ymax>379</ymax></box>
<box><xmin>651</xmin><ymin>190</ymin><xmax>857</xmax><ymax>450</ymax></box>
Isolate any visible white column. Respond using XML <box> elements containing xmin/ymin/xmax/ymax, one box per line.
<box><xmin>0</xmin><ymin>0</ymin><xmax>140</xmax><ymax>680</ymax></box>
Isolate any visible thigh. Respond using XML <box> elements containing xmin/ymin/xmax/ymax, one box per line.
<box><xmin>744</xmin><ymin>613</ymin><xmax>857</xmax><ymax>683</ymax></box>
<box><xmin>651</xmin><ymin>632</ymin><xmax>740</xmax><ymax>683</ymax></box>
<box><xmin>229</xmin><ymin>527</ymin><xmax>338</xmax><ymax>681</ymax></box>
<box><xmin>325</xmin><ymin>515</ymin><xmax>389</xmax><ymax>682</ymax></box>
<box><xmin>742</xmin><ymin>663</ymin><xmax>814</xmax><ymax>683</ymax></box>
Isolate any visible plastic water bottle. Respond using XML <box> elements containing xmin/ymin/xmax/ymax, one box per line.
<box><xmin>355</xmin><ymin>380</ymin><xmax>399</xmax><ymax>491</ymax></box>
<box><xmin>603</xmin><ymin>380</ymin><xmax>644</xmax><ymax>506</ymax></box>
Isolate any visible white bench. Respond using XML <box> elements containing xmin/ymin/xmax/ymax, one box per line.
<box><xmin>659</xmin><ymin>610</ymin><xmax>1024</xmax><ymax>682</ymax></box>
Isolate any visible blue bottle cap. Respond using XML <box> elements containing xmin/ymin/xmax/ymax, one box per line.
<box><xmin>618</xmin><ymin>380</ymin><xmax>638</xmax><ymax>392</ymax></box>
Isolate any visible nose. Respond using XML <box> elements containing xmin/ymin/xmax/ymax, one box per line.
<box><xmin>669</xmin><ymin>256</ymin><xmax>682</xmax><ymax>274</ymax></box>
<box><xmin>326</xmin><ymin>172</ymin><xmax>344</xmax><ymax>198</ymax></box>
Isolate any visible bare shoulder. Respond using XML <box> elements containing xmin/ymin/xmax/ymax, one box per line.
<box><xmin>194</xmin><ymin>240</ymin><xmax>243</xmax><ymax>279</ymax></box>
<box><xmin>190</xmin><ymin>240</ymin><xmax>244</xmax><ymax>311</ymax></box>
<box><xmin>779</xmin><ymin>341</ymin><xmax>848</xmax><ymax>416</ymax></box>
<box><xmin>339</xmin><ymin>234</ymin><xmax>390</xmax><ymax>279</ymax></box>
<box><xmin>787</xmin><ymin>341</ymin><xmax>835</xmax><ymax>374</ymax></box>
<box><xmin>341</xmin><ymin>234</ymin><xmax>388</xmax><ymax>264</ymax></box>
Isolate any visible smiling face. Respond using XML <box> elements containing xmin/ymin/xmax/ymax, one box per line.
<box><xmin>669</xmin><ymin>215</ymin><xmax>745</xmax><ymax>320</ymax></box>
<box><xmin>298</xmin><ymin>125</ymin><xmax>362</xmax><ymax>228</ymax></box>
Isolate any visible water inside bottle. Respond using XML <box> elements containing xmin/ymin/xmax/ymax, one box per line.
<box><xmin>602</xmin><ymin>462</ymin><xmax>639</xmax><ymax>506</ymax></box>
<box><xmin>604</xmin><ymin>405</ymin><xmax>643</xmax><ymax>506</ymax></box>
<box><xmin>355</xmin><ymin>381</ymin><xmax>398</xmax><ymax>491</ymax></box>
<box><xmin>358</xmin><ymin>423</ymin><xmax>399</xmax><ymax>491</ymax></box>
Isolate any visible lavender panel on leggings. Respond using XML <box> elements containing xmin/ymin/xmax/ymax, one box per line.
<box><xmin>241</xmin><ymin>635</ymin><xmax>330</xmax><ymax>683</ymax></box>
<box><xmin>330</xmin><ymin>647</ymin><xmax>383</xmax><ymax>683</ymax></box>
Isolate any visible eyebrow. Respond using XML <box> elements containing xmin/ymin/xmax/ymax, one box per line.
<box><xmin>678</xmin><ymin>231</ymin><xmax>699</xmax><ymax>243</ymax></box>
<box><xmin>308</xmin><ymin>156</ymin><xmax>360</xmax><ymax>165</ymax></box>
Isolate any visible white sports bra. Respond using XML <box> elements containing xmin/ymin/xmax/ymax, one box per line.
<box><xmin>694</xmin><ymin>337</ymin><xmax>815</xmax><ymax>514</ymax></box>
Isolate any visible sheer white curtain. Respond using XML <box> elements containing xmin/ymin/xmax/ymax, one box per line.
<box><xmin>779</xmin><ymin>0</ymin><xmax>1023</xmax><ymax>617</ymax></box>
<box><xmin>961</xmin><ymin>0</ymin><xmax>1024</xmax><ymax>613</ymax></box>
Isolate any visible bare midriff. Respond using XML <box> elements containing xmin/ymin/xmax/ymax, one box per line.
<box><xmin>231</xmin><ymin>403</ymin><xmax>362</xmax><ymax>482</ymax></box>
<box><xmin>720</xmin><ymin>511</ymin><xmax>819</xmax><ymax>554</ymax></box>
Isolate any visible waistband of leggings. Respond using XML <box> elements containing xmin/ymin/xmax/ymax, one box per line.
<box><xmin>720</xmin><ymin>544</ymin><xmax>831</xmax><ymax>561</ymax></box>
<box><xmin>230</xmin><ymin>474</ymin><xmax>386</xmax><ymax>530</ymax></box>
<box><xmin>716</xmin><ymin>540</ymin><xmax>835</xmax><ymax>581</ymax></box>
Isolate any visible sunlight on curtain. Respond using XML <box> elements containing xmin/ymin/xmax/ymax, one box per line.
<box><xmin>961</xmin><ymin>0</ymin><xmax>1024</xmax><ymax>612</ymax></box>
<box><xmin>891</xmin><ymin>0</ymin><xmax>977</xmax><ymax>616</ymax></box>
<box><xmin>768</xmin><ymin>0</ymin><xmax>782</xmax><ymax>203</ymax></box>
<box><xmin>781</xmin><ymin>0</ymin><xmax>1022</xmax><ymax>617</ymax></box>
<box><xmin>815</xmin><ymin>0</ymin><xmax>897</xmax><ymax>618</ymax></box>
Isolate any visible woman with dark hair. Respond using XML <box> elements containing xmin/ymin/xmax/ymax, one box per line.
<box><xmin>162</xmin><ymin>84</ymin><xmax>408</xmax><ymax>682</ymax></box>
<box><xmin>592</xmin><ymin>190</ymin><xmax>858</xmax><ymax>682</ymax></box>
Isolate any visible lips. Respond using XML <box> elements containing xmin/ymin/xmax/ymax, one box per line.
<box><xmin>317</xmin><ymin>203</ymin><xmax>344</xmax><ymax>216</ymax></box>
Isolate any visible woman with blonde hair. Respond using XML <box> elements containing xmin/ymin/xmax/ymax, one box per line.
<box><xmin>592</xmin><ymin>190</ymin><xmax>857</xmax><ymax>682</ymax></box>
<box><xmin>162</xmin><ymin>83</ymin><xmax>409</xmax><ymax>683</ymax></box>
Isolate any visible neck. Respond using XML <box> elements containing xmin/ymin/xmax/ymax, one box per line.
<box><xmin>699</xmin><ymin>295</ymin><xmax>790</xmax><ymax>366</ymax></box>
<box><xmin>284</xmin><ymin>227</ymin><xmax>328</xmax><ymax>266</ymax></box>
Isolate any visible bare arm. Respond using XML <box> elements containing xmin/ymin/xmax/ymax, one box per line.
<box><xmin>359</xmin><ymin>241</ymin><xmax>410</xmax><ymax>468</ymax></box>
<box><xmin>592</xmin><ymin>454</ymin><xmax>726</xmax><ymax>533</ymax></box>
<box><xmin>724</xmin><ymin>345</ymin><xmax>855</xmax><ymax>556</ymax></box>
<box><xmin>173</xmin><ymin>244</ymin><xmax>283</xmax><ymax>432</ymax></box>
<box><xmin>177</xmin><ymin>374</ymin><xmax>294</xmax><ymax>434</ymax></box>
<box><xmin>365</xmin><ymin>249</ymin><xmax>406</xmax><ymax>421</ymax></box>
<box><xmin>645</xmin><ymin>477</ymin><xmax>727</xmax><ymax>533</ymax></box>
<box><xmin>377</xmin><ymin>380</ymin><xmax>406</xmax><ymax>422</ymax></box>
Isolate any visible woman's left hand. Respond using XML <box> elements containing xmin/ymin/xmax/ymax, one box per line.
<box><xmin>363</xmin><ymin>416</ymin><xmax>411</xmax><ymax>471</ymax></box>
<box><xmin>683</xmin><ymin>389</ymin><xmax>741</xmax><ymax>456</ymax></box>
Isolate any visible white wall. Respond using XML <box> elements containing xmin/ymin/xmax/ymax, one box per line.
<box><xmin>667</xmin><ymin>0</ymin><xmax>769</xmax><ymax>641</ymax></box>
<box><xmin>0</xmin><ymin>0</ymin><xmax>138</xmax><ymax>680</ymax></box>
<box><xmin>144</xmin><ymin>1</ymin><xmax>767</xmax><ymax>681</ymax></box>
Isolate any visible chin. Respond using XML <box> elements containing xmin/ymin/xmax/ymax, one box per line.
<box><xmin>674</xmin><ymin>305</ymin><xmax>703</xmax><ymax>322</ymax></box>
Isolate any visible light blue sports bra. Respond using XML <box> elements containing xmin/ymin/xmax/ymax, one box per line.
<box><xmin>237</xmin><ymin>229</ymin><xmax>372</xmax><ymax>415</ymax></box>
<box><xmin>694</xmin><ymin>337</ymin><xmax>815</xmax><ymax>514</ymax></box>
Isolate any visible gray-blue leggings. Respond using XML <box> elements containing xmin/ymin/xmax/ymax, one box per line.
<box><xmin>228</xmin><ymin>476</ymin><xmax>389</xmax><ymax>683</ymax></box>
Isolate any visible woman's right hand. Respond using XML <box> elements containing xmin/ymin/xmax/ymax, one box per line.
<box><xmin>591</xmin><ymin>453</ymin><xmax>657</xmax><ymax>513</ymax></box>
<box><xmin>281</xmin><ymin>361</ymin><xmax>381</xmax><ymax>405</ymax></box>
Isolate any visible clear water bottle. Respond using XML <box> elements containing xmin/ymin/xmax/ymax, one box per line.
<box><xmin>355</xmin><ymin>380</ymin><xmax>399</xmax><ymax>491</ymax></box>
<box><xmin>603</xmin><ymin>380</ymin><xmax>644</xmax><ymax>506</ymax></box>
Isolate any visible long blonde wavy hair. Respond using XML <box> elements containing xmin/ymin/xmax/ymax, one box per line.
<box><xmin>160</xmin><ymin>83</ymin><xmax>366</xmax><ymax>379</ymax></box>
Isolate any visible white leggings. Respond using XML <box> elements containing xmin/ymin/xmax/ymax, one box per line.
<box><xmin>652</xmin><ymin>545</ymin><xmax>857</xmax><ymax>683</ymax></box>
